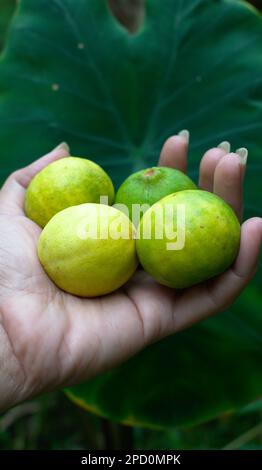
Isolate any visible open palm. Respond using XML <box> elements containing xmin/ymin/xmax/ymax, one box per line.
<box><xmin>0</xmin><ymin>137</ymin><xmax>261</xmax><ymax>411</ymax></box>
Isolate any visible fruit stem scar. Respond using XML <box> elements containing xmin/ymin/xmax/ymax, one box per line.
<box><xmin>144</xmin><ymin>168</ymin><xmax>155</xmax><ymax>177</ymax></box>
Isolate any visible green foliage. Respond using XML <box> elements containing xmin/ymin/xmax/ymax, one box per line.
<box><xmin>0</xmin><ymin>0</ymin><xmax>16</xmax><ymax>52</ymax></box>
<box><xmin>0</xmin><ymin>0</ymin><xmax>261</xmax><ymax>429</ymax></box>
<box><xmin>66</xmin><ymin>286</ymin><xmax>262</xmax><ymax>428</ymax></box>
<box><xmin>0</xmin><ymin>393</ymin><xmax>262</xmax><ymax>449</ymax></box>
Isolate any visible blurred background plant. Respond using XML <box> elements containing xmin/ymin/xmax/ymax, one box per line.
<box><xmin>0</xmin><ymin>0</ymin><xmax>261</xmax><ymax>450</ymax></box>
<box><xmin>0</xmin><ymin>392</ymin><xmax>262</xmax><ymax>449</ymax></box>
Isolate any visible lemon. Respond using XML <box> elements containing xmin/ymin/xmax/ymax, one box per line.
<box><xmin>38</xmin><ymin>203</ymin><xmax>138</xmax><ymax>297</ymax></box>
<box><xmin>115</xmin><ymin>166</ymin><xmax>196</xmax><ymax>225</ymax></box>
<box><xmin>25</xmin><ymin>157</ymin><xmax>115</xmax><ymax>227</ymax></box>
<box><xmin>136</xmin><ymin>190</ymin><xmax>240</xmax><ymax>289</ymax></box>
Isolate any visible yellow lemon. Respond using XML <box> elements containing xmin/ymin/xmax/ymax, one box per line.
<box><xmin>25</xmin><ymin>157</ymin><xmax>115</xmax><ymax>227</ymax></box>
<box><xmin>38</xmin><ymin>203</ymin><xmax>138</xmax><ymax>297</ymax></box>
<box><xmin>136</xmin><ymin>190</ymin><xmax>240</xmax><ymax>289</ymax></box>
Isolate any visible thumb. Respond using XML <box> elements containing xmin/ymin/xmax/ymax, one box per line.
<box><xmin>0</xmin><ymin>143</ymin><xmax>70</xmax><ymax>215</ymax></box>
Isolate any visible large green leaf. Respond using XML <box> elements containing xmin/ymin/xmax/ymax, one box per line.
<box><xmin>66</xmin><ymin>285</ymin><xmax>262</xmax><ymax>428</ymax></box>
<box><xmin>0</xmin><ymin>0</ymin><xmax>261</xmax><ymax>428</ymax></box>
<box><xmin>0</xmin><ymin>0</ymin><xmax>16</xmax><ymax>52</ymax></box>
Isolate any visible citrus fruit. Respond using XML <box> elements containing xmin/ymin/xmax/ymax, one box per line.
<box><xmin>115</xmin><ymin>166</ymin><xmax>196</xmax><ymax>226</ymax></box>
<box><xmin>136</xmin><ymin>190</ymin><xmax>240</xmax><ymax>289</ymax></box>
<box><xmin>38</xmin><ymin>203</ymin><xmax>138</xmax><ymax>297</ymax></box>
<box><xmin>25</xmin><ymin>157</ymin><xmax>115</xmax><ymax>227</ymax></box>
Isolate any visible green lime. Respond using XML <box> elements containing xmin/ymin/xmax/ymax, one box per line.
<box><xmin>25</xmin><ymin>157</ymin><xmax>115</xmax><ymax>227</ymax></box>
<box><xmin>136</xmin><ymin>190</ymin><xmax>240</xmax><ymax>289</ymax></box>
<box><xmin>115</xmin><ymin>166</ymin><xmax>196</xmax><ymax>225</ymax></box>
<box><xmin>38</xmin><ymin>203</ymin><xmax>138</xmax><ymax>297</ymax></box>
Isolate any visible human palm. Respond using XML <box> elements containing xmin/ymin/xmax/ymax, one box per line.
<box><xmin>0</xmin><ymin>138</ymin><xmax>261</xmax><ymax>410</ymax></box>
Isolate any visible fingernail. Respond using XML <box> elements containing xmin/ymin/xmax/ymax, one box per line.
<box><xmin>236</xmin><ymin>147</ymin><xmax>248</xmax><ymax>165</ymax></box>
<box><xmin>178</xmin><ymin>129</ymin><xmax>190</xmax><ymax>144</ymax></box>
<box><xmin>218</xmin><ymin>141</ymin><xmax>231</xmax><ymax>153</ymax></box>
<box><xmin>54</xmin><ymin>142</ymin><xmax>70</xmax><ymax>153</ymax></box>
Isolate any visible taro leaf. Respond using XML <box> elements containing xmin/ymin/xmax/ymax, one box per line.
<box><xmin>0</xmin><ymin>0</ymin><xmax>261</xmax><ymax>429</ymax></box>
<box><xmin>65</xmin><ymin>285</ymin><xmax>262</xmax><ymax>428</ymax></box>
<box><xmin>0</xmin><ymin>0</ymin><xmax>16</xmax><ymax>52</ymax></box>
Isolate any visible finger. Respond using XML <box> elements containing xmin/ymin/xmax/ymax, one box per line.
<box><xmin>213</xmin><ymin>152</ymin><xmax>246</xmax><ymax>221</ymax></box>
<box><xmin>5</xmin><ymin>142</ymin><xmax>70</xmax><ymax>189</ymax></box>
<box><xmin>0</xmin><ymin>143</ymin><xmax>70</xmax><ymax>215</ymax></box>
<box><xmin>208</xmin><ymin>217</ymin><xmax>262</xmax><ymax>311</ymax></box>
<box><xmin>199</xmin><ymin>142</ymin><xmax>230</xmax><ymax>191</ymax></box>
<box><xmin>158</xmin><ymin>130</ymin><xmax>189</xmax><ymax>172</ymax></box>
<box><xmin>235</xmin><ymin>147</ymin><xmax>248</xmax><ymax>182</ymax></box>
<box><xmin>169</xmin><ymin>217</ymin><xmax>262</xmax><ymax>333</ymax></box>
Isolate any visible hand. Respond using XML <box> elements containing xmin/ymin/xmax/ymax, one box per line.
<box><xmin>0</xmin><ymin>137</ymin><xmax>261</xmax><ymax>411</ymax></box>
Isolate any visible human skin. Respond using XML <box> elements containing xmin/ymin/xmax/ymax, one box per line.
<box><xmin>0</xmin><ymin>137</ymin><xmax>261</xmax><ymax>411</ymax></box>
